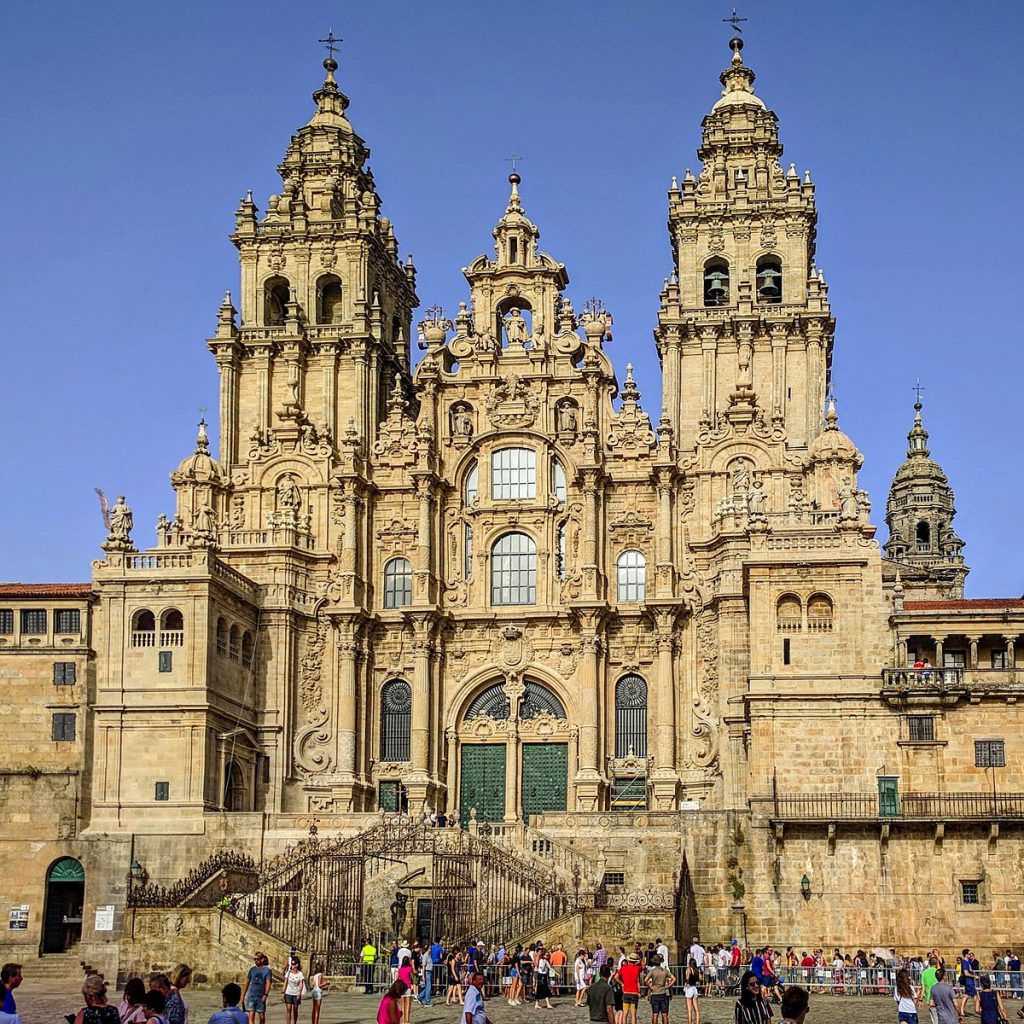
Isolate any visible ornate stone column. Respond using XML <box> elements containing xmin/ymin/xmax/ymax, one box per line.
<box><xmin>1004</xmin><ymin>635</ymin><xmax>1016</xmax><ymax>675</ymax></box>
<box><xmin>336</xmin><ymin>629</ymin><xmax>359</xmax><ymax>785</ymax></box>
<box><xmin>652</xmin><ymin>610</ymin><xmax>679</xmax><ymax>809</ymax></box>
<box><xmin>574</xmin><ymin>630</ymin><xmax>603</xmax><ymax>810</ymax></box>
<box><xmin>407</xmin><ymin>616</ymin><xmax>435</xmax><ymax>812</ymax></box>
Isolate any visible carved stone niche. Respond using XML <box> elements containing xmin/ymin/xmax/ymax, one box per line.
<box><xmin>607</xmin><ymin>754</ymin><xmax>653</xmax><ymax>777</ymax></box>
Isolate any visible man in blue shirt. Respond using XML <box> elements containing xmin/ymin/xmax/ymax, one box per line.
<box><xmin>242</xmin><ymin>953</ymin><xmax>272</xmax><ymax>1024</ymax></box>
<box><xmin>208</xmin><ymin>984</ymin><xmax>247</xmax><ymax>1024</ymax></box>
<box><xmin>750</xmin><ymin>949</ymin><xmax>765</xmax><ymax>984</ymax></box>
<box><xmin>463</xmin><ymin>972</ymin><xmax>489</xmax><ymax>1024</ymax></box>
<box><xmin>1</xmin><ymin>965</ymin><xmax>22</xmax><ymax>1016</ymax></box>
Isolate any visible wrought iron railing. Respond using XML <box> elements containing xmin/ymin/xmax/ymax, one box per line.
<box><xmin>770</xmin><ymin>792</ymin><xmax>1024</xmax><ymax>821</ymax></box>
<box><xmin>881</xmin><ymin>667</ymin><xmax>965</xmax><ymax>688</ymax></box>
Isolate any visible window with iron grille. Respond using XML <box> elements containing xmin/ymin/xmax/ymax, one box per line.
<box><xmin>907</xmin><ymin>715</ymin><xmax>935</xmax><ymax>742</ymax></box>
<box><xmin>491</xmin><ymin>447</ymin><xmax>536</xmax><ymax>500</ymax></box>
<box><xmin>53</xmin><ymin>662</ymin><xmax>76</xmax><ymax>685</ymax></box>
<box><xmin>384</xmin><ymin>557</ymin><xmax>412</xmax><ymax>609</ymax></box>
<box><xmin>380</xmin><ymin>679</ymin><xmax>412</xmax><ymax>761</ymax></box>
<box><xmin>615</xmin><ymin>674</ymin><xmax>648</xmax><ymax>757</ymax></box>
<box><xmin>491</xmin><ymin>532</ymin><xmax>536</xmax><ymax>605</ymax></box>
<box><xmin>602</xmin><ymin>871</ymin><xmax>626</xmax><ymax>887</ymax></box>
<box><xmin>51</xmin><ymin>713</ymin><xmax>76</xmax><ymax>742</ymax></box>
<box><xmin>960</xmin><ymin>881</ymin><xmax>980</xmax><ymax>905</ymax></box>
<box><xmin>616</xmin><ymin>550</ymin><xmax>646</xmax><ymax>603</ymax></box>
<box><xmin>556</xmin><ymin>524</ymin><xmax>567</xmax><ymax>580</ymax></box>
<box><xmin>975</xmin><ymin>740</ymin><xmax>1005</xmax><ymax>768</ymax></box>
<box><xmin>20</xmin><ymin>609</ymin><xmax>47</xmax><ymax>634</ymax></box>
<box><xmin>0</xmin><ymin>610</ymin><xmax>12</xmax><ymax>634</ymax></box>
<box><xmin>54</xmin><ymin>609</ymin><xmax>81</xmax><ymax>634</ymax></box>
<box><xmin>158</xmin><ymin>650</ymin><xmax>173</xmax><ymax>673</ymax></box>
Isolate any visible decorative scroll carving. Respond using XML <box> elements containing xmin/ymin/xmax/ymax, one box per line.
<box><xmin>687</xmin><ymin>611</ymin><xmax>720</xmax><ymax>778</ymax></box>
<box><xmin>484</xmin><ymin>374</ymin><xmax>540</xmax><ymax>429</ymax></box>
<box><xmin>295</xmin><ymin>612</ymin><xmax>333</xmax><ymax>777</ymax></box>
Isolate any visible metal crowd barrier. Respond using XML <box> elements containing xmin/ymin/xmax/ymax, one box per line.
<box><xmin>343</xmin><ymin>960</ymin><xmax>1024</xmax><ymax>1000</ymax></box>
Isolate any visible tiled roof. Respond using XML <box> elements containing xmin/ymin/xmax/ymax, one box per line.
<box><xmin>0</xmin><ymin>582</ymin><xmax>93</xmax><ymax>599</ymax></box>
<box><xmin>902</xmin><ymin>598</ymin><xmax>1024</xmax><ymax>611</ymax></box>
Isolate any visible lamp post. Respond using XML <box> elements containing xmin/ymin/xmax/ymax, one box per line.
<box><xmin>127</xmin><ymin>855</ymin><xmax>146</xmax><ymax>939</ymax></box>
<box><xmin>800</xmin><ymin>874</ymin><xmax>811</xmax><ymax>901</ymax></box>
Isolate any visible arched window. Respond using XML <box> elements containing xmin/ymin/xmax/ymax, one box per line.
<box><xmin>756</xmin><ymin>255</ymin><xmax>783</xmax><ymax>304</ymax></box>
<box><xmin>776</xmin><ymin>594</ymin><xmax>803</xmax><ymax>632</ymax></box>
<box><xmin>464</xmin><ymin>460</ymin><xmax>479</xmax><ymax>505</ymax></box>
<box><xmin>703</xmin><ymin>258</ymin><xmax>730</xmax><ymax>307</ymax></box>
<box><xmin>520</xmin><ymin>680</ymin><xmax>567</xmax><ymax>720</ymax></box>
<box><xmin>615</xmin><ymin>674</ymin><xmax>648</xmax><ymax>757</ymax></box>
<box><xmin>807</xmin><ymin>593</ymin><xmax>834</xmax><ymax>632</ymax></box>
<box><xmin>216</xmin><ymin>617</ymin><xmax>228</xmax><ymax>657</ymax></box>
<box><xmin>160</xmin><ymin>608</ymin><xmax>184</xmax><ymax>647</ymax></box>
<box><xmin>492</xmin><ymin>447</ymin><xmax>537</xmax><ymax>500</ymax></box>
<box><xmin>384</xmin><ymin>557</ymin><xmax>413</xmax><ymax>609</ymax></box>
<box><xmin>264</xmin><ymin>276</ymin><xmax>290</xmax><ymax>326</ymax></box>
<box><xmin>491</xmin><ymin>532</ymin><xmax>537</xmax><ymax>606</ymax></box>
<box><xmin>131</xmin><ymin>609</ymin><xmax>156</xmax><ymax>648</ymax></box>
<box><xmin>916</xmin><ymin>521</ymin><xmax>931</xmax><ymax>551</ymax></box>
<box><xmin>552</xmin><ymin>458</ymin><xmax>567</xmax><ymax>503</ymax></box>
<box><xmin>316</xmin><ymin>274</ymin><xmax>343</xmax><ymax>324</ymax></box>
<box><xmin>229</xmin><ymin>624</ymin><xmax>241</xmax><ymax>661</ymax></box>
<box><xmin>380</xmin><ymin>679</ymin><xmax>412</xmax><ymax>760</ymax></box>
<box><xmin>466</xmin><ymin>682</ymin><xmax>511</xmax><ymax>720</ymax></box>
<box><xmin>241</xmin><ymin>631</ymin><xmax>254</xmax><ymax>669</ymax></box>
<box><xmin>616</xmin><ymin>550</ymin><xmax>646</xmax><ymax>603</ymax></box>
<box><xmin>224</xmin><ymin>761</ymin><xmax>246</xmax><ymax>811</ymax></box>
<box><xmin>464</xmin><ymin>522</ymin><xmax>474</xmax><ymax>580</ymax></box>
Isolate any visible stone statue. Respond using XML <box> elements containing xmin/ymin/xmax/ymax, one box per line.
<box><xmin>277</xmin><ymin>473</ymin><xmax>302</xmax><ymax>513</ymax></box>
<box><xmin>503</xmin><ymin>307</ymin><xmax>528</xmax><ymax>347</ymax></box>
<box><xmin>747</xmin><ymin>477</ymin><xmax>767</xmax><ymax>522</ymax></box>
<box><xmin>192</xmin><ymin>503</ymin><xmax>215</xmax><ymax>536</ymax></box>
<box><xmin>732</xmin><ymin>461</ymin><xmax>750</xmax><ymax>496</ymax></box>
<box><xmin>109</xmin><ymin>496</ymin><xmax>134</xmax><ymax>542</ymax></box>
<box><xmin>838</xmin><ymin>475</ymin><xmax>859</xmax><ymax>521</ymax></box>
<box><xmin>557</xmin><ymin>402</ymin><xmax>578</xmax><ymax>434</ymax></box>
<box><xmin>451</xmin><ymin>405</ymin><xmax>473</xmax><ymax>438</ymax></box>
<box><xmin>389</xmin><ymin>890</ymin><xmax>408</xmax><ymax>937</ymax></box>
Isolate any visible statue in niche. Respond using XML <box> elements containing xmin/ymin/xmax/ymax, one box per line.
<box><xmin>503</xmin><ymin>307</ymin><xmax>528</xmax><ymax>347</ymax></box>
<box><xmin>108</xmin><ymin>496</ymin><xmax>134</xmax><ymax>543</ymax></box>
<box><xmin>277</xmin><ymin>473</ymin><xmax>302</xmax><ymax>514</ymax></box>
<box><xmin>451</xmin><ymin>404</ymin><xmax>474</xmax><ymax>440</ymax></box>
<box><xmin>557</xmin><ymin>402</ymin><xmax>578</xmax><ymax>434</ymax></box>
<box><xmin>747</xmin><ymin>477</ymin><xmax>767</xmax><ymax>522</ymax></box>
<box><xmin>731</xmin><ymin>460</ymin><xmax>751</xmax><ymax>497</ymax></box>
<box><xmin>838</xmin><ymin>475</ymin><xmax>859</xmax><ymax>521</ymax></box>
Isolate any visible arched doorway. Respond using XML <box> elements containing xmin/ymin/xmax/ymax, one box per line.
<box><xmin>42</xmin><ymin>857</ymin><xmax>84</xmax><ymax>953</ymax></box>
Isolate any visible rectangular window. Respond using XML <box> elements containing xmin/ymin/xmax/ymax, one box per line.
<box><xmin>51</xmin><ymin>713</ymin><xmax>76</xmax><ymax>742</ymax></box>
<box><xmin>610</xmin><ymin>774</ymin><xmax>648</xmax><ymax>811</ymax></box>
<box><xmin>54</xmin><ymin>609</ymin><xmax>81</xmax><ymax>634</ymax></box>
<box><xmin>975</xmin><ymin>740</ymin><xmax>1006</xmax><ymax>768</ymax></box>
<box><xmin>602</xmin><ymin>871</ymin><xmax>626</xmax><ymax>887</ymax></box>
<box><xmin>961</xmin><ymin>881</ymin><xmax>980</xmax><ymax>905</ymax></box>
<box><xmin>464</xmin><ymin>522</ymin><xmax>474</xmax><ymax>581</ymax></box>
<box><xmin>783</xmin><ymin>638</ymin><xmax>791</xmax><ymax>665</ymax></box>
<box><xmin>991</xmin><ymin>650</ymin><xmax>1008</xmax><ymax>669</ymax></box>
<box><xmin>907</xmin><ymin>715</ymin><xmax>935</xmax><ymax>742</ymax></box>
<box><xmin>491</xmin><ymin>447</ymin><xmax>537</xmax><ymax>500</ymax></box>
<box><xmin>53</xmin><ymin>662</ymin><xmax>77</xmax><ymax>685</ymax></box>
<box><xmin>158</xmin><ymin>650</ymin><xmax>173</xmax><ymax>673</ymax></box>
<box><xmin>943</xmin><ymin>651</ymin><xmax>966</xmax><ymax>668</ymax></box>
<box><xmin>20</xmin><ymin>609</ymin><xmax>47</xmax><ymax>634</ymax></box>
<box><xmin>154</xmin><ymin>781</ymin><xmax>170</xmax><ymax>801</ymax></box>
<box><xmin>0</xmin><ymin>610</ymin><xmax>15</xmax><ymax>634</ymax></box>
<box><xmin>261</xmin><ymin>755</ymin><xmax>270</xmax><ymax>785</ymax></box>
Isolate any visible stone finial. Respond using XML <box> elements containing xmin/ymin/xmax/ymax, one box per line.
<box><xmin>102</xmin><ymin>495</ymin><xmax>136</xmax><ymax>552</ymax></box>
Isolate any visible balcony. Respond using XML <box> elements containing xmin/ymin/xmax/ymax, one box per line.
<box><xmin>882</xmin><ymin>666</ymin><xmax>965</xmax><ymax>688</ymax></box>
<box><xmin>769</xmin><ymin>792</ymin><xmax>1024</xmax><ymax>823</ymax></box>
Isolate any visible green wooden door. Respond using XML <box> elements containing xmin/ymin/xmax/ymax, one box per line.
<box><xmin>877</xmin><ymin>775</ymin><xmax>899</xmax><ymax>817</ymax></box>
<box><xmin>460</xmin><ymin>744</ymin><xmax>506</xmax><ymax>826</ymax></box>
<box><xmin>521</xmin><ymin>743</ymin><xmax>568</xmax><ymax>822</ymax></box>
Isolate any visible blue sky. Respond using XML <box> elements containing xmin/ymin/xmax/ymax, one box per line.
<box><xmin>2</xmin><ymin>0</ymin><xmax>1021</xmax><ymax>596</ymax></box>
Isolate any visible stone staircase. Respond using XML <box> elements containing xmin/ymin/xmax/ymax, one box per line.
<box><xmin>28</xmin><ymin>951</ymin><xmax>93</xmax><ymax>981</ymax></box>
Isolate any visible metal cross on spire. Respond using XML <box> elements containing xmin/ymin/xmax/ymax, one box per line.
<box><xmin>912</xmin><ymin>378</ymin><xmax>925</xmax><ymax>406</ymax></box>
<box><xmin>723</xmin><ymin>7</ymin><xmax>748</xmax><ymax>33</ymax></box>
<box><xmin>319</xmin><ymin>30</ymin><xmax>343</xmax><ymax>60</ymax></box>
<box><xmin>505</xmin><ymin>154</ymin><xmax>524</xmax><ymax>173</ymax></box>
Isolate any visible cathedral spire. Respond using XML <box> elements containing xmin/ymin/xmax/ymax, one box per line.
<box><xmin>712</xmin><ymin>36</ymin><xmax>765</xmax><ymax>112</ymax></box>
<box><xmin>308</xmin><ymin>55</ymin><xmax>353</xmax><ymax>130</ymax></box>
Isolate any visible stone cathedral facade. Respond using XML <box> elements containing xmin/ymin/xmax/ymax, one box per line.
<box><xmin>2</xmin><ymin>38</ymin><xmax>1023</xmax><ymax>971</ymax></box>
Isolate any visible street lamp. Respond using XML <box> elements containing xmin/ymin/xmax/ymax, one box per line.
<box><xmin>800</xmin><ymin>874</ymin><xmax>811</xmax><ymax>900</ymax></box>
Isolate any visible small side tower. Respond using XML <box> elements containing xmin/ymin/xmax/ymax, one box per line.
<box><xmin>883</xmin><ymin>396</ymin><xmax>968</xmax><ymax>598</ymax></box>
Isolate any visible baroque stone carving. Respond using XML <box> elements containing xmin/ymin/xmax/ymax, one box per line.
<box><xmin>484</xmin><ymin>374</ymin><xmax>540</xmax><ymax>429</ymax></box>
<box><xmin>687</xmin><ymin>611</ymin><xmax>720</xmax><ymax>778</ymax></box>
<box><xmin>491</xmin><ymin>624</ymin><xmax>533</xmax><ymax>673</ymax></box>
<box><xmin>294</xmin><ymin>611</ymin><xmax>333</xmax><ymax>777</ymax></box>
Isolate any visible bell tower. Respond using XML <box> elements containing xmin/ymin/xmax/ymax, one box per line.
<box><xmin>656</xmin><ymin>36</ymin><xmax>834</xmax><ymax>453</ymax></box>
<box><xmin>884</xmin><ymin>397</ymin><xmax>968</xmax><ymax>598</ymax></box>
<box><xmin>209</xmin><ymin>52</ymin><xmax>418</xmax><ymax>469</ymax></box>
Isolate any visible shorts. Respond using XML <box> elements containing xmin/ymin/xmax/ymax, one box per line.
<box><xmin>963</xmin><ymin>981</ymin><xmax>976</xmax><ymax>996</ymax></box>
<box><xmin>244</xmin><ymin>997</ymin><xmax>267</xmax><ymax>1014</ymax></box>
<box><xmin>310</xmin><ymin>988</ymin><xmax>322</xmax><ymax>1001</ymax></box>
<box><xmin>897</xmin><ymin>1013</ymin><xmax>918</xmax><ymax>1024</ymax></box>
<box><xmin>650</xmin><ymin>994</ymin><xmax>670</xmax><ymax>1013</ymax></box>
<box><xmin>284</xmin><ymin>995</ymin><xmax>301</xmax><ymax>1006</ymax></box>
<box><xmin>623</xmin><ymin>993</ymin><xmax>639</xmax><ymax>1006</ymax></box>
<box><xmin>683</xmin><ymin>986</ymin><xmax>698</xmax><ymax>999</ymax></box>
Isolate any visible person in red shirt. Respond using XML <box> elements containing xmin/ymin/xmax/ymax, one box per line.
<box><xmin>730</xmin><ymin>942</ymin><xmax>742</xmax><ymax>968</ymax></box>
<box><xmin>616</xmin><ymin>955</ymin><xmax>643</xmax><ymax>1024</ymax></box>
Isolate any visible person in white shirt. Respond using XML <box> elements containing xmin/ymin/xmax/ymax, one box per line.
<box><xmin>463</xmin><ymin>973</ymin><xmax>489</xmax><ymax>1024</ymax></box>
<box><xmin>655</xmin><ymin>940</ymin><xmax>670</xmax><ymax>968</ymax></box>
<box><xmin>688</xmin><ymin>939</ymin><xmax>705</xmax><ymax>973</ymax></box>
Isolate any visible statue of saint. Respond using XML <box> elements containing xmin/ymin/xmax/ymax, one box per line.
<box><xmin>451</xmin><ymin>405</ymin><xmax>473</xmax><ymax>438</ymax></box>
<box><xmin>838</xmin><ymin>476</ymin><xmax>859</xmax><ymax>521</ymax></box>
<box><xmin>557</xmin><ymin>403</ymin><xmax>578</xmax><ymax>433</ymax></box>
<box><xmin>503</xmin><ymin>307</ymin><xmax>528</xmax><ymax>347</ymax></box>
<box><xmin>109</xmin><ymin>496</ymin><xmax>134</xmax><ymax>542</ymax></box>
<box><xmin>747</xmin><ymin>477</ymin><xmax>767</xmax><ymax>521</ymax></box>
<box><xmin>277</xmin><ymin>473</ymin><xmax>302</xmax><ymax>512</ymax></box>
<box><xmin>193</xmin><ymin>504</ymin><xmax>215</xmax><ymax>536</ymax></box>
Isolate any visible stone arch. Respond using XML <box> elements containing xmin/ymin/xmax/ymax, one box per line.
<box><xmin>42</xmin><ymin>857</ymin><xmax>85</xmax><ymax>953</ymax></box>
<box><xmin>315</xmin><ymin>273</ymin><xmax>344</xmax><ymax>324</ymax></box>
<box><xmin>263</xmin><ymin>275</ymin><xmax>290</xmax><ymax>325</ymax></box>
<box><xmin>447</xmin><ymin>664</ymin><xmax>579</xmax><ymax>733</ymax></box>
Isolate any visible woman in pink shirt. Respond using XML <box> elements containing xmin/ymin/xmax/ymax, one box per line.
<box><xmin>377</xmin><ymin>980</ymin><xmax>407</xmax><ymax>1024</ymax></box>
<box><xmin>396</xmin><ymin>958</ymin><xmax>417</xmax><ymax>1024</ymax></box>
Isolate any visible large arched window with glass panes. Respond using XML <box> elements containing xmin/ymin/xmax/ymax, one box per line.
<box><xmin>491</xmin><ymin>532</ymin><xmax>537</xmax><ymax>605</ymax></box>
<box><xmin>384</xmin><ymin>557</ymin><xmax>412</xmax><ymax>609</ymax></box>
<box><xmin>380</xmin><ymin>679</ymin><xmax>412</xmax><ymax>761</ymax></box>
<box><xmin>616</xmin><ymin>550</ymin><xmax>646</xmax><ymax>603</ymax></box>
<box><xmin>615</xmin><ymin>674</ymin><xmax>648</xmax><ymax>757</ymax></box>
<box><xmin>491</xmin><ymin>447</ymin><xmax>536</xmax><ymax>500</ymax></box>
